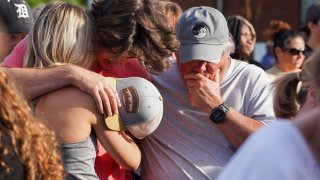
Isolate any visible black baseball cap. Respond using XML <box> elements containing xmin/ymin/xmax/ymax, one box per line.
<box><xmin>0</xmin><ymin>0</ymin><xmax>34</xmax><ymax>34</ymax></box>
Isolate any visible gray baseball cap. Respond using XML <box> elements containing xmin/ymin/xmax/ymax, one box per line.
<box><xmin>176</xmin><ymin>6</ymin><xmax>229</xmax><ymax>64</ymax></box>
<box><xmin>105</xmin><ymin>77</ymin><xmax>163</xmax><ymax>139</ymax></box>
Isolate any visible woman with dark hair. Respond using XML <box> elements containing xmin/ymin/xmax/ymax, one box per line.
<box><xmin>227</xmin><ymin>15</ymin><xmax>262</xmax><ymax>68</ymax></box>
<box><xmin>261</xmin><ymin>20</ymin><xmax>292</xmax><ymax>70</ymax></box>
<box><xmin>266</xmin><ymin>21</ymin><xmax>305</xmax><ymax>81</ymax></box>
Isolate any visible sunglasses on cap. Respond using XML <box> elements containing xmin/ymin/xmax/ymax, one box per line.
<box><xmin>282</xmin><ymin>48</ymin><xmax>306</xmax><ymax>56</ymax></box>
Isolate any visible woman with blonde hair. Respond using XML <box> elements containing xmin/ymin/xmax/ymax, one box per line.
<box><xmin>0</xmin><ymin>67</ymin><xmax>63</xmax><ymax>179</ymax></box>
<box><xmin>24</xmin><ymin>2</ymin><xmax>94</xmax><ymax>69</ymax></box>
<box><xmin>273</xmin><ymin>52</ymin><xmax>320</xmax><ymax>119</ymax></box>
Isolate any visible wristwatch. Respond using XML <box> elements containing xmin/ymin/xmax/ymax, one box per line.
<box><xmin>209</xmin><ymin>103</ymin><xmax>229</xmax><ymax>123</ymax></box>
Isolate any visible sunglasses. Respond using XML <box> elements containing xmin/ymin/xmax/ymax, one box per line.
<box><xmin>283</xmin><ymin>48</ymin><xmax>306</xmax><ymax>56</ymax></box>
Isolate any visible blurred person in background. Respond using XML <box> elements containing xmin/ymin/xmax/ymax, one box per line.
<box><xmin>157</xmin><ymin>0</ymin><xmax>182</xmax><ymax>29</ymax></box>
<box><xmin>301</xmin><ymin>2</ymin><xmax>320</xmax><ymax>59</ymax></box>
<box><xmin>32</xmin><ymin>4</ymin><xmax>46</xmax><ymax>20</ymax></box>
<box><xmin>156</xmin><ymin>0</ymin><xmax>182</xmax><ymax>64</ymax></box>
<box><xmin>261</xmin><ymin>20</ymin><xmax>291</xmax><ymax>70</ymax></box>
<box><xmin>227</xmin><ymin>15</ymin><xmax>263</xmax><ymax>68</ymax></box>
<box><xmin>266</xmin><ymin>21</ymin><xmax>305</xmax><ymax>82</ymax></box>
<box><xmin>0</xmin><ymin>0</ymin><xmax>33</xmax><ymax>61</ymax></box>
<box><xmin>273</xmin><ymin>52</ymin><xmax>320</xmax><ymax>119</ymax></box>
<box><xmin>218</xmin><ymin>52</ymin><xmax>320</xmax><ymax>180</ymax></box>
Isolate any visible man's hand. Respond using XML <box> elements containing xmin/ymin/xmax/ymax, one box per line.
<box><xmin>70</xmin><ymin>65</ymin><xmax>121</xmax><ymax>116</ymax></box>
<box><xmin>184</xmin><ymin>70</ymin><xmax>223</xmax><ymax>113</ymax></box>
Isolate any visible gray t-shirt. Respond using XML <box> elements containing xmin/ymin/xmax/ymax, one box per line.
<box><xmin>60</xmin><ymin>133</ymin><xmax>98</xmax><ymax>180</ymax></box>
<box><xmin>141</xmin><ymin>59</ymin><xmax>275</xmax><ymax>180</ymax></box>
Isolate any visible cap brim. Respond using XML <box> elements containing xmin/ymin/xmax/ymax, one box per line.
<box><xmin>104</xmin><ymin>78</ymin><xmax>126</xmax><ymax>131</ymax></box>
<box><xmin>7</xmin><ymin>22</ymin><xmax>33</xmax><ymax>34</ymax></box>
<box><xmin>179</xmin><ymin>44</ymin><xmax>225</xmax><ymax>64</ymax></box>
<box><xmin>105</xmin><ymin>113</ymin><xmax>126</xmax><ymax>131</ymax></box>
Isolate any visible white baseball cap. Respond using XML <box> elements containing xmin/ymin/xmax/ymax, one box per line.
<box><xmin>105</xmin><ymin>77</ymin><xmax>163</xmax><ymax>139</ymax></box>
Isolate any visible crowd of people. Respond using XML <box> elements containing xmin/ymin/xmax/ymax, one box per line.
<box><xmin>0</xmin><ymin>0</ymin><xmax>319</xmax><ymax>179</ymax></box>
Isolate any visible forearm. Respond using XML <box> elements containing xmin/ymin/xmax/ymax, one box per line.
<box><xmin>217</xmin><ymin>108</ymin><xmax>264</xmax><ymax>149</ymax></box>
<box><xmin>96</xmin><ymin>130</ymin><xmax>141</xmax><ymax>170</ymax></box>
<box><xmin>5</xmin><ymin>66</ymin><xmax>74</xmax><ymax>100</ymax></box>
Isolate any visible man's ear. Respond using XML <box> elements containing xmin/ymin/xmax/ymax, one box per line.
<box><xmin>307</xmin><ymin>21</ymin><xmax>316</xmax><ymax>32</ymax></box>
<box><xmin>306</xmin><ymin>85</ymin><xmax>318</xmax><ymax>107</ymax></box>
<box><xmin>221</xmin><ymin>51</ymin><xmax>227</xmax><ymax>60</ymax></box>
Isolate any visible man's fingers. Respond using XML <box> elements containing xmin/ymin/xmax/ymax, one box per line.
<box><xmin>104</xmin><ymin>85</ymin><xmax>119</xmax><ymax>114</ymax></box>
<box><xmin>214</xmin><ymin>69</ymin><xmax>220</xmax><ymax>84</ymax></box>
<box><xmin>109</xmin><ymin>84</ymin><xmax>121</xmax><ymax>108</ymax></box>
<box><xmin>115</xmin><ymin>90</ymin><xmax>121</xmax><ymax>108</ymax></box>
<box><xmin>100</xmin><ymin>90</ymin><xmax>112</xmax><ymax>117</ymax></box>
<box><xmin>184</xmin><ymin>73</ymin><xmax>203</xmax><ymax>80</ymax></box>
<box><xmin>94</xmin><ymin>91</ymin><xmax>104</xmax><ymax>114</ymax></box>
<box><xmin>186</xmin><ymin>80</ymin><xmax>196</xmax><ymax>88</ymax></box>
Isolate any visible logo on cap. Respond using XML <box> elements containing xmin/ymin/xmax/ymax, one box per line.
<box><xmin>14</xmin><ymin>3</ymin><xmax>29</xmax><ymax>18</ymax></box>
<box><xmin>192</xmin><ymin>24</ymin><xmax>208</xmax><ymax>39</ymax></box>
<box><xmin>122</xmin><ymin>86</ymin><xmax>140</xmax><ymax>113</ymax></box>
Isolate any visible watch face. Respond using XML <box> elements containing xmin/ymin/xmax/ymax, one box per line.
<box><xmin>213</xmin><ymin>109</ymin><xmax>226</xmax><ymax>122</ymax></box>
<box><xmin>209</xmin><ymin>103</ymin><xmax>229</xmax><ymax>123</ymax></box>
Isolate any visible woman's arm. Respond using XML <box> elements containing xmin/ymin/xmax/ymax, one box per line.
<box><xmin>92</xmin><ymin>111</ymin><xmax>141</xmax><ymax>170</ymax></box>
<box><xmin>76</xmin><ymin>86</ymin><xmax>141</xmax><ymax>170</ymax></box>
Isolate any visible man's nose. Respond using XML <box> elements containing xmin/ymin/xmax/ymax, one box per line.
<box><xmin>193</xmin><ymin>61</ymin><xmax>207</xmax><ymax>73</ymax></box>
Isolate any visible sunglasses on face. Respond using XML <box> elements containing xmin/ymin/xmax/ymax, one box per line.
<box><xmin>282</xmin><ymin>48</ymin><xmax>306</xmax><ymax>56</ymax></box>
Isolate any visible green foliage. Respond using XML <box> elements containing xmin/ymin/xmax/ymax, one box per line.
<box><xmin>27</xmin><ymin>0</ymin><xmax>87</xmax><ymax>9</ymax></box>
